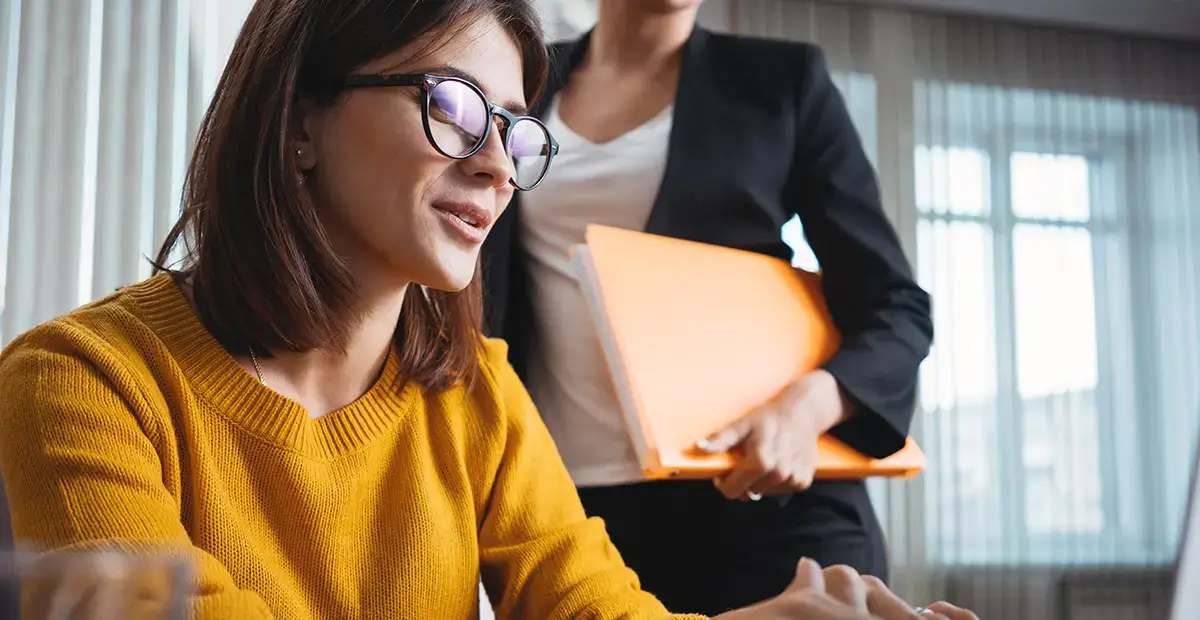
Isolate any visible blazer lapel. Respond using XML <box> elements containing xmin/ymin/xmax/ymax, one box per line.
<box><xmin>643</xmin><ymin>26</ymin><xmax>714</xmax><ymax>236</ymax></box>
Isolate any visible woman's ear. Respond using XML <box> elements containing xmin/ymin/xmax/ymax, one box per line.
<box><xmin>293</xmin><ymin>97</ymin><xmax>319</xmax><ymax>171</ymax></box>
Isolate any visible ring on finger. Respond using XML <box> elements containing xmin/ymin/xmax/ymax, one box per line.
<box><xmin>913</xmin><ymin>607</ymin><xmax>938</xmax><ymax>617</ymax></box>
<box><xmin>739</xmin><ymin>472</ymin><xmax>767</xmax><ymax>501</ymax></box>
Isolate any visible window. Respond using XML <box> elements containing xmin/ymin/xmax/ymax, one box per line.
<box><xmin>918</xmin><ymin>143</ymin><xmax>1123</xmax><ymax>562</ymax></box>
<box><xmin>1009</xmin><ymin>156</ymin><xmax>1103</xmax><ymax>536</ymax></box>
<box><xmin>783</xmin><ymin>76</ymin><xmax>1200</xmax><ymax>566</ymax></box>
<box><xmin>911</xmin><ymin>81</ymin><xmax>1173</xmax><ymax>564</ymax></box>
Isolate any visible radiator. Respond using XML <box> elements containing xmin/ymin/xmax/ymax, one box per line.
<box><xmin>936</xmin><ymin>566</ymin><xmax>1174</xmax><ymax>620</ymax></box>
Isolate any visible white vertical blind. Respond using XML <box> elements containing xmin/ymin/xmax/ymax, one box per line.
<box><xmin>0</xmin><ymin>1</ymin><xmax>20</xmax><ymax>333</ymax></box>
<box><xmin>0</xmin><ymin>0</ymin><xmax>252</xmax><ymax>346</ymax></box>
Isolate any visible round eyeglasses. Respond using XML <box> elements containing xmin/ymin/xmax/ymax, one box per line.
<box><xmin>340</xmin><ymin>73</ymin><xmax>559</xmax><ymax>191</ymax></box>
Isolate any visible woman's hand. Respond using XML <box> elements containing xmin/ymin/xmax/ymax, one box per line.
<box><xmin>698</xmin><ymin>370</ymin><xmax>852</xmax><ymax>500</ymax></box>
<box><xmin>853</xmin><ymin>570</ymin><xmax>980</xmax><ymax>620</ymax></box>
<box><xmin>710</xmin><ymin>558</ymin><xmax>981</xmax><ymax>620</ymax></box>
<box><xmin>710</xmin><ymin>558</ymin><xmax>880</xmax><ymax>620</ymax></box>
<box><xmin>919</xmin><ymin>603</ymin><xmax>981</xmax><ymax>620</ymax></box>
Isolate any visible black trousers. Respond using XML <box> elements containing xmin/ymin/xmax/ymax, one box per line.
<box><xmin>577</xmin><ymin>479</ymin><xmax>888</xmax><ymax>616</ymax></box>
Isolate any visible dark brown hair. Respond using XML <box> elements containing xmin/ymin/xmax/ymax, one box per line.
<box><xmin>153</xmin><ymin>0</ymin><xmax>547</xmax><ymax>392</ymax></box>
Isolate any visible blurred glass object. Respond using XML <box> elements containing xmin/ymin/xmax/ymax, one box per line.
<box><xmin>0</xmin><ymin>548</ymin><xmax>193</xmax><ymax>620</ymax></box>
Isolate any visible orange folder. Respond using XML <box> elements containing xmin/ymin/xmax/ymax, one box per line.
<box><xmin>570</xmin><ymin>224</ymin><xmax>925</xmax><ymax>481</ymax></box>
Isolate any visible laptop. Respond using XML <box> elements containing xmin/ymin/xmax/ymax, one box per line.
<box><xmin>1169</xmin><ymin>419</ymin><xmax>1200</xmax><ymax>619</ymax></box>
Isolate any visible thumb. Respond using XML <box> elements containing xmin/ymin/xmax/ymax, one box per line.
<box><xmin>788</xmin><ymin>557</ymin><xmax>825</xmax><ymax>593</ymax></box>
<box><xmin>697</xmin><ymin>417</ymin><xmax>752</xmax><ymax>453</ymax></box>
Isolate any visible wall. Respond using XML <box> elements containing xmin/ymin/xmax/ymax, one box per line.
<box><xmin>543</xmin><ymin>0</ymin><xmax>1200</xmax><ymax>42</ymax></box>
<box><xmin>698</xmin><ymin>0</ymin><xmax>734</xmax><ymax>31</ymax></box>
<box><xmin>834</xmin><ymin>0</ymin><xmax>1200</xmax><ymax>41</ymax></box>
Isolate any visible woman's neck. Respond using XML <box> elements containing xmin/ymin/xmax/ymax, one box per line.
<box><xmin>181</xmin><ymin>274</ymin><xmax>405</xmax><ymax>418</ymax></box>
<box><xmin>590</xmin><ymin>1</ymin><xmax>698</xmax><ymax>70</ymax></box>
<box><xmin>262</xmin><ymin>289</ymin><xmax>404</xmax><ymax>418</ymax></box>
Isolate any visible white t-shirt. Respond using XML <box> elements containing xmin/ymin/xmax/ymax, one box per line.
<box><xmin>519</xmin><ymin>99</ymin><xmax>674</xmax><ymax>487</ymax></box>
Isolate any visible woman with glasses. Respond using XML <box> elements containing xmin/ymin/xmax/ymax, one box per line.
<box><xmin>0</xmin><ymin>0</ymin><xmax>951</xmax><ymax>619</ymax></box>
<box><xmin>481</xmin><ymin>0</ymin><xmax>937</xmax><ymax>616</ymax></box>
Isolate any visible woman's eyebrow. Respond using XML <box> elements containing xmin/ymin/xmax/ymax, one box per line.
<box><xmin>420</xmin><ymin>64</ymin><xmax>529</xmax><ymax>116</ymax></box>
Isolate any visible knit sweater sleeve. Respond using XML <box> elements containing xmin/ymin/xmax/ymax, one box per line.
<box><xmin>0</xmin><ymin>320</ymin><xmax>275</xmax><ymax>619</ymax></box>
<box><xmin>476</xmin><ymin>339</ymin><xmax>707</xmax><ymax>620</ymax></box>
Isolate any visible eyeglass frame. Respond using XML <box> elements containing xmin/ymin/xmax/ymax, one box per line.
<box><xmin>339</xmin><ymin>73</ymin><xmax>559</xmax><ymax>191</ymax></box>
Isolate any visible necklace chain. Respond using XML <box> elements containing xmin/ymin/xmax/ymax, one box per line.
<box><xmin>248</xmin><ymin>346</ymin><xmax>267</xmax><ymax>387</ymax></box>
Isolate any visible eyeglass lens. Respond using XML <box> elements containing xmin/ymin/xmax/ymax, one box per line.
<box><xmin>427</xmin><ymin>79</ymin><xmax>550</xmax><ymax>189</ymax></box>
<box><xmin>507</xmin><ymin>118</ymin><xmax>551</xmax><ymax>190</ymax></box>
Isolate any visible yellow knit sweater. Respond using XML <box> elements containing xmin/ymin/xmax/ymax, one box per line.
<box><xmin>0</xmin><ymin>274</ymin><xmax>705</xmax><ymax>620</ymax></box>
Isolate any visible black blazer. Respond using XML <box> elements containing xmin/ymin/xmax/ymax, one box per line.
<box><xmin>482</xmin><ymin>26</ymin><xmax>932</xmax><ymax>467</ymax></box>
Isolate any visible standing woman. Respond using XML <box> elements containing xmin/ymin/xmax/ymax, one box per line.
<box><xmin>482</xmin><ymin>0</ymin><xmax>933</xmax><ymax>615</ymax></box>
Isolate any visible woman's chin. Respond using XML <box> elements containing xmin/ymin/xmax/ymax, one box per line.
<box><xmin>405</xmin><ymin>246</ymin><xmax>481</xmax><ymax>293</ymax></box>
<box><xmin>416</xmin><ymin>267</ymin><xmax>475</xmax><ymax>293</ymax></box>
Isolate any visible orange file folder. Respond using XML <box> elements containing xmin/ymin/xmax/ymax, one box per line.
<box><xmin>570</xmin><ymin>224</ymin><xmax>925</xmax><ymax>481</ymax></box>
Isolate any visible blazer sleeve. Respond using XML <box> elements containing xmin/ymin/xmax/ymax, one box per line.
<box><xmin>783</xmin><ymin>46</ymin><xmax>933</xmax><ymax>459</ymax></box>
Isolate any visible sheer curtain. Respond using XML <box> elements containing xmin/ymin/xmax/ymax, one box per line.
<box><xmin>732</xmin><ymin>0</ymin><xmax>1200</xmax><ymax>615</ymax></box>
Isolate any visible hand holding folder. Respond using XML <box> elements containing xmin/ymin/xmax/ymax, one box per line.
<box><xmin>570</xmin><ymin>224</ymin><xmax>925</xmax><ymax>481</ymax></box>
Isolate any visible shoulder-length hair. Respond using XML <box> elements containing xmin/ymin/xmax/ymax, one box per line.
<box><xmin>154</xmin><ymin>0</ymin><xmax>547</xmax><ymax>392</ymax></box>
